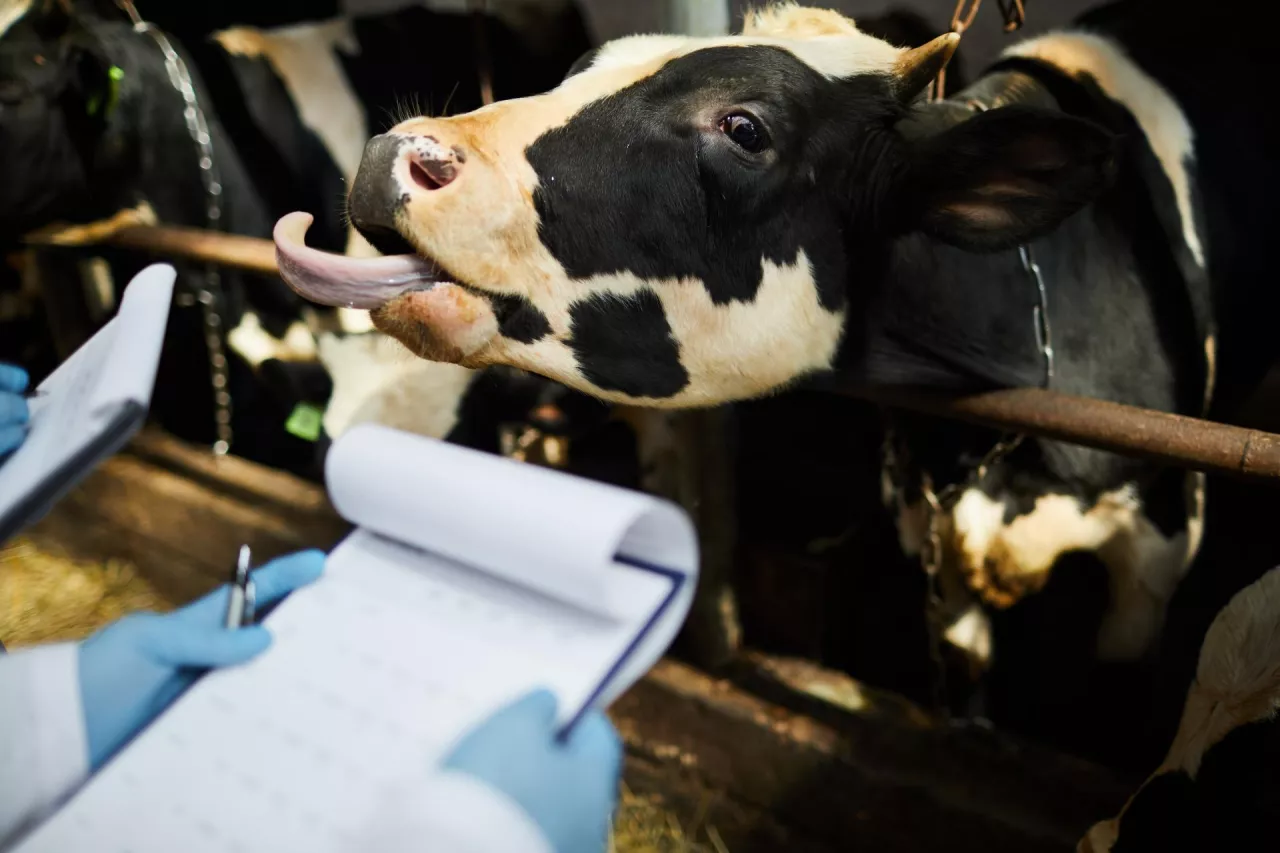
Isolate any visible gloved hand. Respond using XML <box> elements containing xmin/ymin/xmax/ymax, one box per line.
<box><xmin>0</xmin><ymin>363</ymin><xmax>29</xmax><ymax>458</ymax></box>
<box><xmin>445</xmin><ymin>690</ymin><xmax>622</xmax><ymax>853</ymax></box>
<box><xmin>77</xmin><ymin>549</ymin><xmax>325</xmax><ymax>770</ymax></box>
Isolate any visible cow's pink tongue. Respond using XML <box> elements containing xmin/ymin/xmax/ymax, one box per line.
<box><xmin>273</xmin><ymin>212</ymin><xmax>442</xmax><ymax>309</ymax></box>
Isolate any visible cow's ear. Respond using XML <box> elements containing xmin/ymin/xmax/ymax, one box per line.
<box><xmin>898</xmin><ymin>106</ymin><xmax>1119</xmax><ymax>251</ymax></box>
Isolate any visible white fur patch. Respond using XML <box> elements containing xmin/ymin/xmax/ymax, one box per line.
<box><xmin>317</xmin><ymin>331</ymin><xmax>476</xmax><ymax>439</ymax></box>
<box><xmin>496</xmin><ymin>252</ymin><xmax>846</xmax><ymax>407</ymax></box>
<box><xmin>949</xmin><ymin>480</ymin><xmax>1200</xmax><ymax>660</ymax></box>
<box><xmin>585</xmin><ymin>28</ymin><xmax>903</xmax><ymax>82</ymax></box>
<box><xmin>1004</xmin><ymin>32</ymin><xmax>1205</xmax><ymax>270</ymax></box>
<box><xmin>944</xmin><ymin>603</ymin><xmax>993</xmax><ymax>668</ymax></box>
<box><xmin>0</xmin><ymin>0</ymin><xmax>31</xmax><ymax>39</ymax></box>
<box><xmin>226</xmin><ymin>311</ymin><xmax>318</xmax><ymax>367</ymax></box>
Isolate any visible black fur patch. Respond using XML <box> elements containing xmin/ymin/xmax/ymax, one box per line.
<box><xmin>526</xmin><ymin>45</ymin><xmax>900</xmax><ymax>312</ymax></box>
<box><xmin>567</xmin><ymin>289</ymin><xmax>688</xmax><ymax>398</ymax></box>
<box><xmin>487</xmin><ymin>291</ymin><xmax>552</xmax><ymax>343</ymax></box>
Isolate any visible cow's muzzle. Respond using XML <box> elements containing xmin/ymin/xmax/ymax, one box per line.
<box><xmin>350</xmin><ymin>132</ymin><xmax>465</xmax><ymax>256</ymax></box>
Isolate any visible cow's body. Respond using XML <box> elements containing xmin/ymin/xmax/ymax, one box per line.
<box><xmin>880</xmin><ymin>0</ymin><xmax>1276</xmax><ymax>671</ymax></box>
<box><xmin>879</xmin><ymin>26</ymin><xmax>1223</xmax><ymax>667</ymax></box>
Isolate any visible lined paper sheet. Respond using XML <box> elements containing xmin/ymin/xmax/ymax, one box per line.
<box><xmin>0</xmin><ymin>265</ymin><xmax>174</xmax><ymax>539</ymax></box>
<box><xmin>13</xmin><ymin>528</ymin><xmax>678</xmax><ymax>853</ymax></box>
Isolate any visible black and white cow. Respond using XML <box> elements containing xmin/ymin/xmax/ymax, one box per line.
<box><xmin>0</xmin><ymin>0</ymin><xmax>594</xmax><ymax>477</ymax></box>
<box><xmin>273</xmin><ymin>0</ymin><xmax>1275</xmax><ymax>673</ymax></box>
<box><xmin>1078</xmin><ymin>564</ymin><xmax>1280</xmax><ymax>852</ymax></box>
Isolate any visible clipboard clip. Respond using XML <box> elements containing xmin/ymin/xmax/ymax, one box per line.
<box><xmin>224</xmin><ymin>544</ymin><xmax>257</xmax><ymax>630</ymax></box>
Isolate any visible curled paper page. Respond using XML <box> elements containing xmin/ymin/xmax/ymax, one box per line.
<box><xmin>325</xmin><ymin>423</ymin><xmax>699</xmax><ymax>621</ymax></box>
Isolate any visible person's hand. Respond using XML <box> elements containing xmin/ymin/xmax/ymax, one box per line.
<box><xmin>0</xmin><ymin>363</ymin><xmax>29</xmax><ymax>458</ymax></box>
<box><xmin>77</xmin><ymin>549</ymin><xmax>326</xmax><ymax>770</ymax></box>
<box><xmin>445</xmin><ymin>690</ymin><xmax>622</xmax><ymax>853</ymax></box>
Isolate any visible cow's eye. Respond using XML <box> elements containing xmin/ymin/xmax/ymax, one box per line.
<box><xmin>719</xmin><ymin>112</ymin><xmax>768</xmax><ymax>153</ymax></box>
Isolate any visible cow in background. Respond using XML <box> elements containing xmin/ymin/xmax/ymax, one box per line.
<box><xmin>273</xmin><ymin>1</ymin><xmax>1272</xmax><ymax>732</ymax></box>
<box><xmin>0</xmin><ymin>0</ymin><xmax>594</xmax><ymax>478</ymax></box>
<box><xmin>1079</xmin><ymin>564</ymin><xmax>1280</xmax><ymax>852</ymax></box>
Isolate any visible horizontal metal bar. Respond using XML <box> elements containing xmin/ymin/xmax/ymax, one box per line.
<box><xmin>818</xmin><ymin>380</ymin><xmax>1280</xmax><ymax>482</ymax></box>
<box><xmin>30</xmin><ymin>224</ymin><xmax>1280</xmax><ymax>480</ymax></box>
<box><xmin>27</xmin><ymin>224</ymin><xmax>279</xmax><ymax>276</ymax></box>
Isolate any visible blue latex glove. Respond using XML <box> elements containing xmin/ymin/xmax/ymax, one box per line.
<box><xmin>77</xmin><ymin>549</ymin><xmax>325</xmax><ymax>770</ymax></box>
<box><xmin>445</xmin><ymin>690</ymin><xmax>622</xmax><ymax>853</ymax></box>
<box><xmin>0</xmin><ymin>363</ymin><xmax>29</xmax><ymax>458</ymax></box>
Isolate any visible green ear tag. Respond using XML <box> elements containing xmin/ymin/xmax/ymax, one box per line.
<box><xmin>87</xmin><ymin>66</ymin><xmax>124</xmax><ymax>118</ymax></box>
<box><xmin>105</xmin><ymin>66</ymin><xmax>123</xmax><ymax>118</ymax></box>
<box><xmin>285</xmin><ymin>403</ymin><xmax>325</xmax><ymax>442</ymax></box>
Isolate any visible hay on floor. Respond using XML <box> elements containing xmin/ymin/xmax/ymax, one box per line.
<box><xmin>0</xmin><ymin>537</ymin><xmax>172</xmax><ymax>648</ymax></box>
<box><xmin>612</xmin><ymin>785</ymin><xmax>727</xmax><ymax>853</ymax></box>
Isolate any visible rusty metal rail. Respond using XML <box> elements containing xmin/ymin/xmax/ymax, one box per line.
<box><xmin>25</xmin><ymin>224</ymin><xmax>1280</xmax><ymax>482</ymax></box>
<box><xmin>26</xmin><ymin>223</ymin><xmax>279</xmax><ymax>277</ymax></box>
<box><xmin>820</xmin><ymin>382</ymin><xmax>1280</xmax><ymax>482</ymax></box>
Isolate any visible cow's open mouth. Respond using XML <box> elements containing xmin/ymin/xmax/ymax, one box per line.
<box><xmin>273</xmin><ymin>211</ymin><xmax>447</xmax><ymax>309</ymax></box>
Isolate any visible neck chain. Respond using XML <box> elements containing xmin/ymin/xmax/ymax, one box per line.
<box><xmin>116</xmin><ymin>0</ymin><xmax>232</xmax><ymax>455</ymax></box>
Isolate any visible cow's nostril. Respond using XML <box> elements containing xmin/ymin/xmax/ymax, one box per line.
<box><xmin>407</xmin><ymin>141</ymin><xmax>460</xmax><ymax>191</ymax></box>
<box><xmin>410</xmin><ymin>160</ymin><xmax>445</xmax><ymax>191</ymax></box>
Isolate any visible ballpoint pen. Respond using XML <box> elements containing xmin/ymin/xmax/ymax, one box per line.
<box><xmin>224</xmin><ymin>544</ymin><xmax>256</xmax><ymax>630</ymax></box>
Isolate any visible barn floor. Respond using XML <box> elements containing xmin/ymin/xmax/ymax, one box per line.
<box><xmin>0</xmin><ymin>535</ymin><xmax>721</xmax><ymax>852</ymax></box>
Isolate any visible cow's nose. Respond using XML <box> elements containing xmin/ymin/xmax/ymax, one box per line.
<box><xmin>350</xmin><ymin>133</ymin><xmax>407</xmax><ymax>242</ymax></box>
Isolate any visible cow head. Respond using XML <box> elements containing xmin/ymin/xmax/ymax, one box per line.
<box><xmin>0</xmin><ymin>0</ymin><xmax>122</xmax><ymax>235</ymax></box>
<box><xmin>275</xmin><ymin>4</ymin><xmax>1117</xmax><ymax>408</ymax></box>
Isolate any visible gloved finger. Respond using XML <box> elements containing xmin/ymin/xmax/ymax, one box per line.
<box><xmin>249</xmin><ymin>550</ymin><xmax>327</xmax><ymax>605</ymax></box>
<box><xmin>445</xmin><ymin>689</ymin><xmax>558</xmax><ymax>770</ymax></box>
<box><xmin>151</xmin><ymin>623</ymin><xmax>273</xmax><ymax>668</ymax></box>
<box><xmin>0</xmin><ymin>364</ymin><xmax>28</xmax><ymax>394</ymax></box>
<box><xmin>176</xmin><ymin>550</ymin><xmax>326</xmax><ymax>625</ymax></box>
<box><xmin>0</xmin><ymin>393</ymin><xmax>28</xmax><ymax>426</ymax></box>
<box><xmin>0</xmin><ymin>425</ymin><xmax>25</xmax><ymax>457</ymax></box>
<box><xmin>565</xmin><ymin>710</ymin><xmax>622</xmax><ymax>765</ymax></box>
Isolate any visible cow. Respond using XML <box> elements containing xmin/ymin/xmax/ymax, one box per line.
<box><xmin>1078</xmin><ymin>564</ymin><xmax>1280</xmax><ymax>852</ymax></box>
<box><xmin>0</xmin><ymin>0</ymin><xmax>594</xmax><ymax>478</ymax></box>
<box><xmin>272</xmin><ymin>0</ymin><xmax>1275</xmax><ymax>689</ymax></box>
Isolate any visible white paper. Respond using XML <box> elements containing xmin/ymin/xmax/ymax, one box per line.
<box><xmin>326</xmin><ymin>422</ymin><xmax>697</xmax><ymax>619</ymax></box>
<box><xmin>0</xmin><ymin>265</ymin><xmax>174</xmax><ymax>528</ymax></box>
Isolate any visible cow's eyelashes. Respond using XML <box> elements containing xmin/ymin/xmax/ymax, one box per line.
<box><xmin>718</xmin><ymin>112</ymin><xmax>769</xmax><ymax>154</ymax></box>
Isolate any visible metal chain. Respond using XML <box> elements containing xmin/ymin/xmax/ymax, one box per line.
<box><xmin>934</xmin><ymin>0</ymin><xmax>1028</xmax><ymax>101</ymax></box>
<box><xmin>116</xmin><ymin>0</ymin><xmax>232</xmax><ymax>456</ymax></box>
<box><xmin>889</xmin><ymin>236</ymin><xmax>1051</xmax><ymax>717</ymax></box>
<box><xmin>1021</xmin><ymin>244</ymin><xmax>1055</xmax><ymax>386</ymax></box>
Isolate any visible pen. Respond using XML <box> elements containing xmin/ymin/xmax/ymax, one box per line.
<box><xmin>225</xmin><ymin>544</ymin><xmax>254</xmax><ymax>630</ymax></box>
